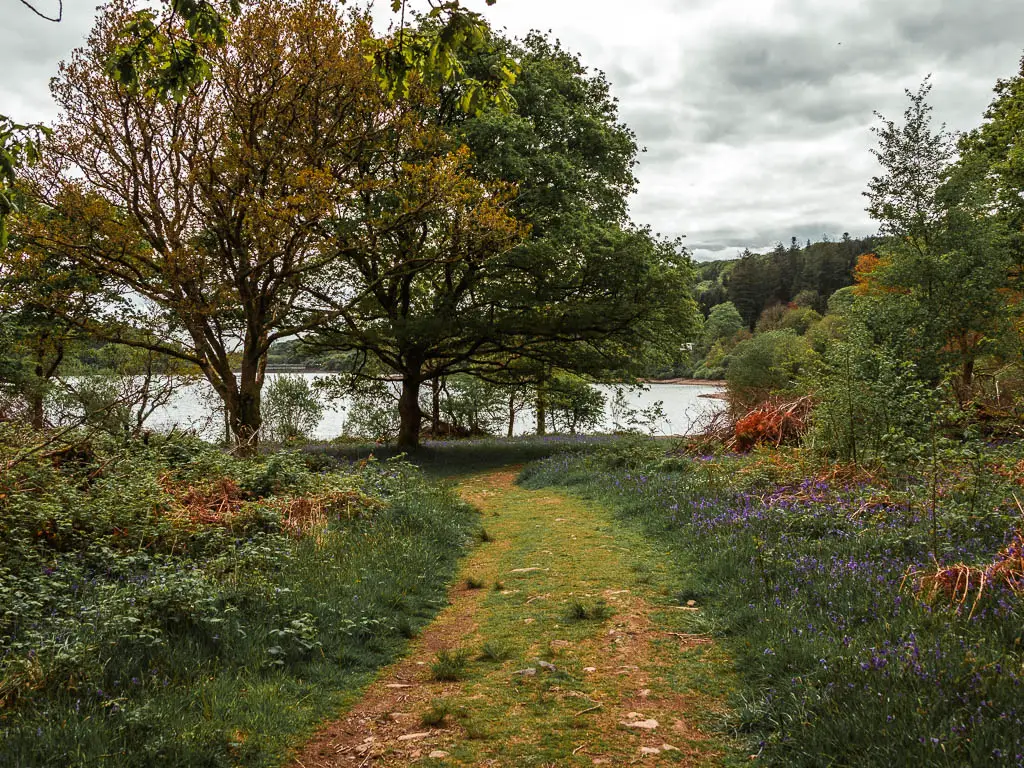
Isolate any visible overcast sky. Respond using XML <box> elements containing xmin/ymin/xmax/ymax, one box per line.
<box><xmin>3</xmin><ymin>0</ymin><xmax>1023</xmax><ymax>260</ymax></box>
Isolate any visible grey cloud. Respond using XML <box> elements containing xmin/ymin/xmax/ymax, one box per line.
<box><xmin>3</xmin><ymin>0</ymin><xmax>1023</xmax><ymax>260</ymax></box>
<box><xmin>612</xmin><ymin>0</ymin><xmax>1024</xmax><ymax>254</ymax></box>
<box><xmin>690</xmin><ymin>220</ymin><xmax>871</xmax><ymax>253</ymax></box>
<box><xmin>0</xmin><ymin>0</ymin><xmax>96</xmax><ymax>120</ymax></box>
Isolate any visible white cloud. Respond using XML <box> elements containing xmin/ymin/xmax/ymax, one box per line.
<box><xmin>3</xmin><ymin>0</ymin><xmax>1022</xmax><ymax>258</ymax></box>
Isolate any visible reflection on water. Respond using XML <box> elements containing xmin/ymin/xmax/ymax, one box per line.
<box><xmin>148</xmin><ymin>375</ymin><xmax>725</xmax><ymax>440</ymax></box>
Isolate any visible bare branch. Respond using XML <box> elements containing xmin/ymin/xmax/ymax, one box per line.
<box><xmin>16</xmin><ymin>0</ymin><xmax>62</xmax><ymax>22</ymax></box>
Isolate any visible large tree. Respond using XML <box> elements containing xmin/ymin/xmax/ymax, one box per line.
<box><xmin>20</xmin><ymin>0</ymin><xmax>405</xmax><ymax>453</ymax></box>
<box><xmin>304</xmin><ymin>25</ymin><xmax>698</xmax><ymax>449</ymax></box>
<box><xmin>860</xmin><ymin>80</ymin><xmax>1010</xmax><ymax>403</ymax></box>
<box><xmin>307</xmin><ymin>144</ymin><xmax>526</xmax><ymax>449</ymax></box>
<box><xmin>450</xmin><ymin>31</ymin><xmax>697</xmax><ymax>432</ymax></box>
<box><xmin>2</xmin><ymin>0</ymin><xmax>513</xmax><ymax>253</ymax></box>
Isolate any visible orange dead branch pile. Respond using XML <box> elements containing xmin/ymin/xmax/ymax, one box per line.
<box><xmin>158</xmin><ymin>473</ymin><xmax>385</xmax><ymax>538</ymax></box>
<box><xmin>263</xmin><ymin>489</ymin><xmax>383</xmax><ymax>538</ymax></box>
<box><xmin>677</xmin><ymin>407</ymin><xmax>735</xmax><ymax>455</ymax></box>
<box><xmin>731</xmin><ymin>396</ymin><xmax>814</xmax><ymax>452</ymax></box>
<box><xmin>161</xmin><ymin>475</ymin><xmax>247</xmax><ymax>527</ymax></box>
<box><xmin>906</xmin><ymin>527</ymin><xmax>1024</xmax><ymax>619</ymax></box>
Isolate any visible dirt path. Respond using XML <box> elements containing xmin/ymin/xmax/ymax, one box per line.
<box><xmin>289</xmin><ymin>469</ymin><xmax>737</xmax><ymax>767</ymax></box>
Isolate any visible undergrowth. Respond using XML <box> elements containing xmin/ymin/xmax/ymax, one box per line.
<box><xmin>0</xmin><ymin>432</ymin><xmax>477</xmax><ymax>767</ymax></box>
<box><xmin>430</xmin><ymin>648</ymin><xmax>471</xmax><ymax>682</ymax></box>
<box><xmin>522</xmin><ymin>440</ymin><xmax>1024</xmax><ymax>766</ymax></box>
<box><xmin>307</xmin><ymin>434</ymin><xmax>610</xmax><ymax>478</ymax></box>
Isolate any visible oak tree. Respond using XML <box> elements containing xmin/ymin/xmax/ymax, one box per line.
<box><xmin>23</xmin><ymin>0</ymin><xmax>399</xmax><ymax>453</ymax></box>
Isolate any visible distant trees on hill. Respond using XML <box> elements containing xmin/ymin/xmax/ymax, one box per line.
<box><xmin>695</xmin><ymin>234</ymin><xmax>879</xmax><ymax>328</ymax></box>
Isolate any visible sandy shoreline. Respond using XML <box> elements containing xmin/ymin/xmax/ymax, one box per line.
<box><xmin>641</xmin><ymin>378</ymin><xmax>726</xmax><ymax>387</ymax></box>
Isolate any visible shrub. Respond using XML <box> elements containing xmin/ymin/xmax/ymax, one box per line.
<box><xmin>609</xmin><ymin>387</ymin><xmax>667</xmax><ymax>435</ymax></box>
<box><xmin>547</xmin><ymin>375</ymin><xmax>606</xmax><ymax>434</ymax></box>
<box><xmin>0</xmin><ymin>434</ymin><xmax>476</xmax><ymax>766</ymax></box>
<box><xmin>262</xmin><ymin>374</ymin><xmax>325</xmax><ymax>443</ymax></box>
<box><xmin>806</xmin><ymin>326</ymin><xmax>938</xmax><ymax>466</ymax></box>
<box><xmin>430</xmin><ymin>649</ymin><xmax>471</xmax><ymax>681</ymax></box>
<box><xmin>726</xmin><ymin>330</ymin><xmax>814</xmax><ymax>408</ymax></box>
<box><xmin>421</xmin><ymin>699</ymin><xmax>465</xmax><ymax>727</ymax></box>
<box><xmin>337</xmin><ymin>378</ymin><xmax>401</xmax><ymax>441</ymax></box>
<box><xmin>477</xmin><ymin>641</ymin><xmax>512</xmax><ymax>663</ymax></box>
<box><xmin>434</xmin><ymin>375</ymin><xmax>507</xmax><ymax>436</ymax></box>
<box><xmin>564</xmin><ymin>599</ymin><xmax>612</xmax><ymax>622</ymax></box>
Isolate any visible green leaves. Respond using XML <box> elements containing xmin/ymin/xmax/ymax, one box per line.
<box><xmin>104</xmin><ymin>2</ymin><xmax>231</xmax><ymax>102</ymax></box>
<box><xmin>371</xmin><ymin>2</ymin><xmax>518</xmax><ymax>116</ymax></box>
<box><xmin>0</xmin><ymin>117</ymin><xmax>49</xmax><ymax>251</ymax></box>
<box><xmin>103</xmin><ymin>0</ymin><xmax>514</xmax><ymax>115</ymax></box>
<box><xmin>960</xmin><ymin>55</ymin><xmax>1024</xmax><ymax>265</ymax></box>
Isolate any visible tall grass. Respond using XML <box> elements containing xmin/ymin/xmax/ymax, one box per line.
<box><xmin>523</xmin><ymin>444</ymin><xmax>1024</xmax><ymax>766</ymax></box>
<box><xmin>0</xmin><ymin>436</ymin><xmax>477</xmax><ymax>767</ymax></box>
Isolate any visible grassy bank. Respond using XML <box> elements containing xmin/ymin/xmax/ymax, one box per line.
<box><xmin>306</xmin><ymin>434</ymin><xmax>611</xmax><ymax>478</ymax></box>
<box><xmin>0</xmin><ymin>435</ymin><xmax>478</xmax><ymax>767</ymax></box>
<box><xmin>522</xmin><ymin>440</ymin><xmax>1024</xmax><ymax>766</ymax></box>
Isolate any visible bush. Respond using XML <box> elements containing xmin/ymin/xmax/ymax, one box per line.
<box><xmin>0</xmin><ymin>434</ymin><xmax>476</xmax><ymax>767</ymax></box>
<box><xmin>262</xmin><ymin>375</ymin><xmax>325</xmax><ymax>443</ymax></box>
<box><xmin>726</xmin><ymin>330</ymin><xmax>814</xmax><ymax>407</ymax></box>
<box><xmin>547</xmin><ymin>375</ymin><xmax>606</xmax><ymax>434</ymax></box>
<box><xmin>608</xmin><ymin>387</ymin><xmax>667</xmax><ymax>434</ymax></box>
<box><xmin>434</xmin><ymin>375</ymin><xmax>506</xmax><ymax>436</ymax></box>
<box><xmin>806</xmin><ymin>325</ymin><xmax>938</xmax><ymax>467</ymax></box>
<box><xmin>336</xmin><ymin>378</ymin><xmax>400</xmax><ymax>441</ymax></box>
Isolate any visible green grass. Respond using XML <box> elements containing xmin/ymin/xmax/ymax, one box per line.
<box><xmin>304</xmin><ymin>434</ymin><xmax>610</xmax><ymax>478</ymax></box>
<box><xmin>476</xmin><ymin>527</ymin><xmax>495</xmax><ymax>543</ymax></box>
<box><xmin>522</xmin><ymin>441</ymin><xmax>1024</xmax><ymax>766</ymax></box>
<box><xmin>420</xmin><ymin>698</ymin><xmax>466</xmax><ymax>727</ymax></box>
<box><xmin>0</xmin><ymin>436</ymin><xmax>477</xmax><ymax>768</ymax></box>
<box><xmin>429</xmin><ymin>649</ymin><xmax>471</xmax><ymax>682</ymax></box>
<box><xmin>425</xmin><ymin>467</ymin><xmax>742</xmax><ymax>766</ymax></box>
<box><xmin>564</xmin><ymin>598</ymin><xmax>613</xmax><ymax>622</ymax></box>
<box><xmin>476</xmin><ymin>640</ymin><xmax>513</xmax><ymax>663</ymax></box>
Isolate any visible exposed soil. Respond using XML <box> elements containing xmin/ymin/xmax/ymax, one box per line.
<box><xmin>287</xmin><ymin>469</ymin><xmax>737</xmax><ymax>767</ymax></box>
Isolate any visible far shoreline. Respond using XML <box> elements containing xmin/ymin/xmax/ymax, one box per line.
<box><xmin>641</xmin><ymin>378</ymin><xmax>726</xmax><ymax>387</ymax></box>
<box><xmin>260</xmin><ymin>369</ymin><xmax>728</xmax><ymax>389</ymax></box>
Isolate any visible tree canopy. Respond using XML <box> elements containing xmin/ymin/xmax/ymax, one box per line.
<box><xmin>22</xmin><ymin>1</ymin><xmax>402</xmax><ymax>452</ymax></box>
<box><xmin>305</xmin><ymin>25</ymin><xmax>697</xmax><ymax>447</ymax></box>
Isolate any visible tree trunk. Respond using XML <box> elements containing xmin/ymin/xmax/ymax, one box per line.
<box><xmin>29</xmin><ymin>389</ymin><xmax>45</xmax><ymax>431</ymax></box>
<box><xmin>958</xmin><ymin>356</ymin><xmax>975</xmax><ymax>407</ymax></box>
<box><xmin>229</xmin><ymin>353</ymin><xmax>264</xmax><ymax>457</ymax></box>
<box><xmin>507</xmin><ymin>392</ymin><xmax>516</xmax><ymax>439</ymax></box>
<box><xmin>536</xmin><ymin>386</ymin><xmax>547</xmax><ymax>436</ymax></box>
<box><xmin>227</xmin><ymin>389</ymin><xmax>262</xmax><ymax>457</ymax></box>
<box><xmin>431</xmin><ymin>377</ymin><xmax>442</xmax><ymax>434</ymax></box>
<box><xmin>397</xmin><ymin>376</ymin><xmax>423</xmax><ymax>451</ymax></box>
<box><xmin>29</xmin><ymin>353</ymin><xmax>53</xmax><ymax>431</ymax></box>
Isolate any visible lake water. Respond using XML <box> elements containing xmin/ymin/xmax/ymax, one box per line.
<box><xmin>147</xmin><ymin>375</ymin><xmax>724</xmax><ymax>440</ymax></box>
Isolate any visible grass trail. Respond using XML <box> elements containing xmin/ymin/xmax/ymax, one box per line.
<box><xmin>290</xmin><ymin>468</ymin><xmax>740</xmax><ymax>767</ymax></box>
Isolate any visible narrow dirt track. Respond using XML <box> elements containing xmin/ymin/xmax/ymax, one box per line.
<box><xmin>288</xmin><ymin>469</ymin><xmax>736</xmax><ymax>767</ymax></box>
